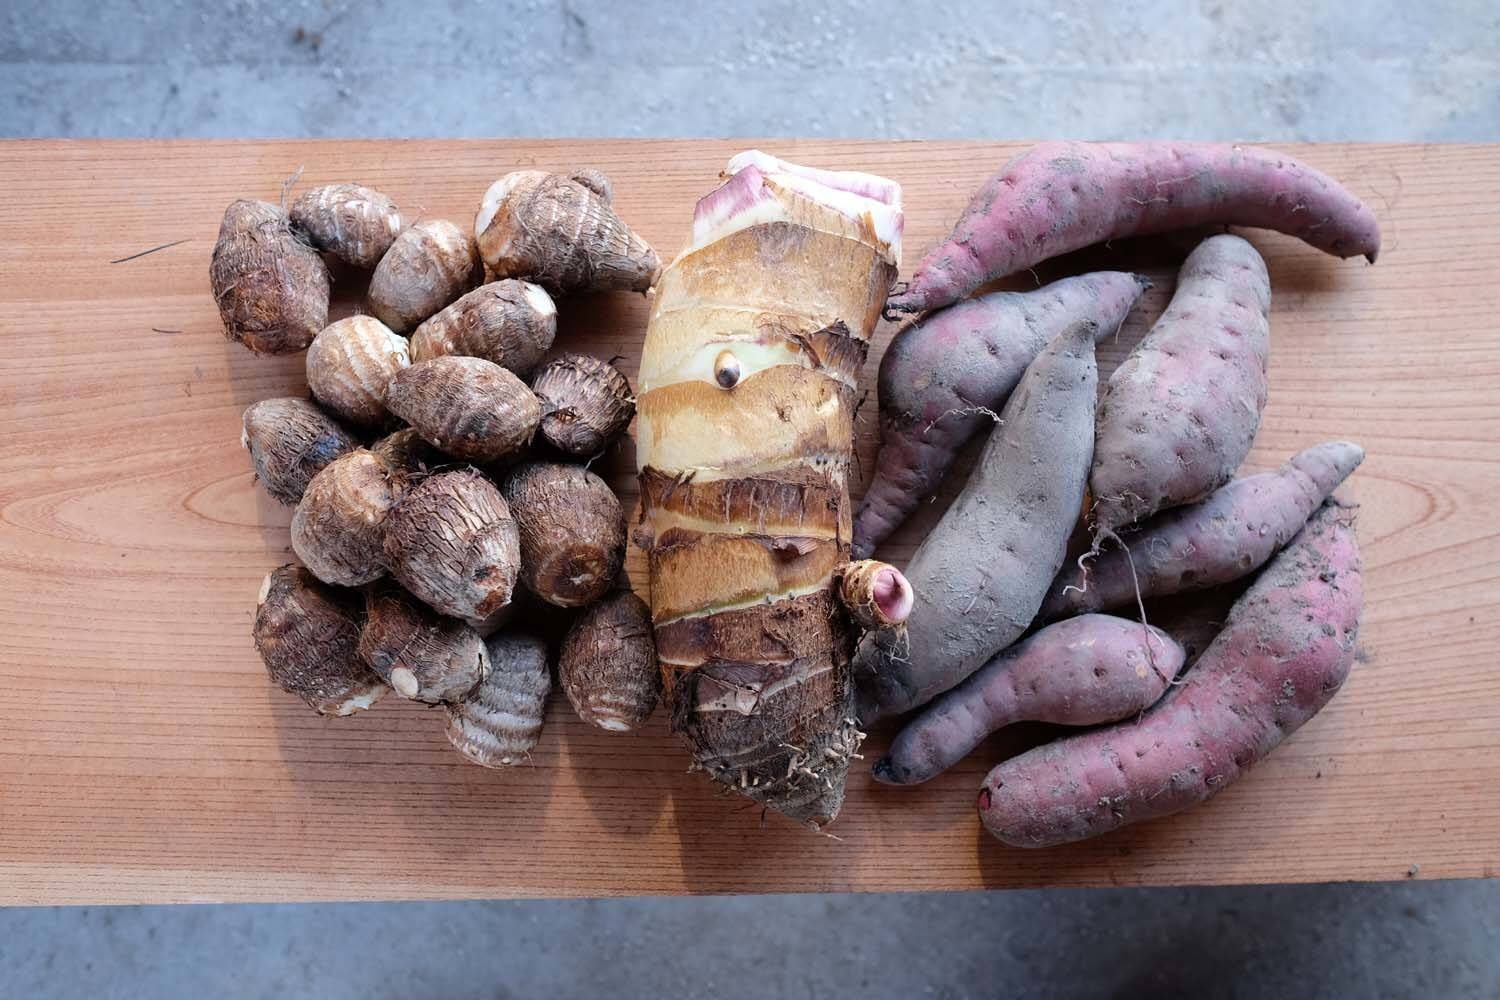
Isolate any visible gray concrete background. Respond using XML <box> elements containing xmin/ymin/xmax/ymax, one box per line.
<box><xmin>3</xmin><ymin>1</ymin><xmax>1498</xmax><ymax>998</ymax></box>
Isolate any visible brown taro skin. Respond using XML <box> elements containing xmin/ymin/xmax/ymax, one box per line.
<box><xmin>445</xmin><ymin>632</ymin><xmax>551</xmax><ymax>767</ymax></box>
<box><xmin>409</xmin><ymin>279</ymin><xmax>557</xmax><ymax>378</ymax></box>
<box><xmin>531</xmin><ymin>353</ymin><xmax>637</xmax><ymax>457</ymax></box>
<box><xmin>241</xmin><ymin>397</ymin><xmax>358</xmax><ymax>506</ymax></box>
<box><xmin>1091</xmin><ymin>234</ymin><xmax>1272</xmax><ymax>536</ymax></box>
<box><xmin>1043</xmin><ymin>440</ymin><xmax>1364</xmax><ymax>621</ymax></box>
<box><xmin>210</xmin><ymin>199</ymin><xmax>330</xmax><ymax>355</ymax></box>
<box><xmin>476</xmin><ymin>170</ymin><xmax>661</xmax><ymax>295</ymax></box>
<box><xmin>382</xmin><ymin>470</ymin><xmax>521</xmax><ymax>625</ymax></box>
<box><xmin>368</xmin><ymin>219</ymin><xmax>483</xmax><ymax>333</ymax></box>
<box><xmin>854</xmin><ymin>271</ymin><xmax>1147</xmax><ymax>559</ymax></box>
<box><xmin>559</xmin><ymin>590</ymin><xmax>659</xmax><ymax>732</ymax></box>
<box><xmin>875</xmin><ymin>615</ymin><xmax>1183</xmax><ymax>785</ymax></box>
<box><xmin>854</xmin><ymin>320</ymin><xmax>1098</xmax><ymax>723</ymax></box>
<box><xmin>385</xmin><ymin>356</ymin><xmax>542</xmax><ymax>463</ymax></box>
<box><xmin>357</xmin><ymin>585</ymin><xmax>490</xmax><ymax>703</ymax></box>
<box><xmin>290</xmin><ymin>449</ymin><xmax>396</xmax><ymax>587</ymax></box>
<box><xmin>305</xmin><ymin>315</ymin><xmax>411</xmax><ymax>428</ymax></box>
<box><xmin>253</xmin><ymin>564</ymin><xmax>387</xmax><ymax>716</ymax></box>
<box><xmin>368</xmin><ymin>427</ymin><xmax>448</xmax><ymax>482</ymax></box>
<box><xmin>501</xmin><ymin>462</ymin><xmax>626</xmax><ymax>608</ymax></box>
<box><xmin>290</xmin><ymin>183</ymin><xmax>403</xmax><ymax>269</ymax></box>
<box><xmin>979</xmin><ymin>501</ymin><xmax>1362</xmax><ymax>848</ymax></box>
<box><xmin>889</xmin><ymin>141</ymin><xmax>1382</xmax><ymax>315</ymax></box>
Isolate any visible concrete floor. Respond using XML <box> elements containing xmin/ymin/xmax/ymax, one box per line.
<box><xmin>3</xmin><ymin>1</ymin><xmax>1499</xmax><ymax>997</ymax></box>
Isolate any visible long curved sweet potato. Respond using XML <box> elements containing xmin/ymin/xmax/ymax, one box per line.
<box><xmin>852</xmin><ymin>271</ymin><xmax>1148</xmax><ymax>559</ymax></box>
<box><xmin>874</xmin><ymin>615</ymin><xmax>1183</xmax><ymax>786</ymax></box>
<box><xmin>889</xmin><ymin>141</ymin><xmax>1380</xmax><ymax>315</ymax></box>
<box><xmin>854</xmin><ymin>320</ymin><xmax>1097</xmax><ymax>723</ymax></box>
<box><xmin>1042</xmin><ymin>440</ymin><xmax>1364</xmax><ymax>620</ymax></box>
<box><xmin>978</xmin><ymin>501</ymin><xmax>1361</xmax><ymax>848</ymax></box>
<box><xmin>1091</xmin><ymin>234</ymin><xmax>1271</xmax><ymax>536</ymax></box>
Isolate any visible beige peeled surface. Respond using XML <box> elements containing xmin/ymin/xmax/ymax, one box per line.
<box><xmin>635</xmin><ymin>160</ymin><xmax>898</xmax><ymax>828</ymax></box>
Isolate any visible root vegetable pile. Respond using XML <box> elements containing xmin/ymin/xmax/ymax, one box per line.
<box><xmin>860</xmin><ymin>140</ymin><xmax>1374</xmax><ymax>847</ymax></box>
<box><xmin>226</xmin><ymin>168</ymin><xmax>661</xmax><ymax>772</ymax></box>
<box><xmin>223</xmin><ymin>141</ymin><xmax>1378</xmax><ymax>846</ymax></box>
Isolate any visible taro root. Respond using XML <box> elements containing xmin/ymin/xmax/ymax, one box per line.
<box><xmin>474</xmin><ymin>170</ymin><xmax>660</xmax><ymax>295</ymax></box>
<box><xmin>368</xmin><ymin>219</ymin><xmax>482</xmax><ymax>333</ymax></box>
<box><xmin>382</xmin><ymin>470</ymin><xmax>521</xmax><ymax>624</ymax></box>
<box><xmin>385</xmin><ymin>356</ymin><xmax>541</xmax><ymax>463</ymax></box>
<box><xmin>290</xmin><ymin>449</ymin><xmax>395</xmax><ymax>587</ymax></box>
<box><xmin>531</xmin><ymin>353</ymin><xmax>636</xmax><ymax>457</ymax></box>
<box><xmin>445</xmin><ymin>632</ymin><xmax>551</xmax><ymax>767</ymax></box>
<box><xmin>290</xmin><ymin>183</ymin><xmax>404</xmax><ymax>269</ymax></box>
<box><xmin>357</xmin><ymin>585</ymin><xmax>490</xmax><ymax>702</ymax></box>
<box><xmin>305</xmin><ymin>315</ymin><xmax>411</xmax><ymax>427</ymax></box>
<box><xmin>241</xmin><ymin>397</ymin><xmax>358</xmax><ymax>505</ymax></box>
<box><xmin>559</xmin><ymin>590</ymin><xmax>658</xmax><ymax>732</ymax></box>
<box><xmin>410</xmin><ymin>279</ymin><xmax>557</xmax><ymax>377</ymax></box>
<box><xmin>210</xmin><ymin>199</ymin><xmax>330</xmax><ymax>355</ymax></box>
<box><xmin>501</xmin><ymin>462</ymin><xmax>625</xmax><ymax>608</ymax></box>
<box><xmin>839</xmin><ymin>560</ymin><xmax>915</xmax><ymax>631</ymax></box>
<box><xmin>254</xmin><ymin>564</ymin><xmax>387</xmax><ymax>715</ymax></box>
<box><xmin>369</xmin><ymin>427</ymin><xmax>447</xmax><ymax>482</ymax></box>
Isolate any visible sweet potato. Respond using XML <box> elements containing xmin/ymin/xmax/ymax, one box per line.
<box><xmin>1091</xmin><ymin>234</ymin><xmax>1271</xmax><ymax>536</ymax></box>
<box><xmin>875</xmin><ymin>615</ymin><xmax>1184</xmax><ymax>785</ymax></box>
<box><xmin>1043</xmin><ymin>440</ymin><xmax>1363</xmax><ymax>620</ymax></box>
<box><xmin>978</xmin><ymin>501</ymin><xmax>1361</xmax><ymax>847</ymax></box>
<box><xmin>853</xmin><ymin>271</ymin><xmax>1148</xmax><ymax>558</ymax></box>
<box><xmin>889</xmin><ymin>141</ymin><xmax>1380</xmax><ymax>315</ymax></box>
<box><xmin>854</xmin><ymin>320</ymin><xmax>1098</xmax><ymax>723</ymax></box>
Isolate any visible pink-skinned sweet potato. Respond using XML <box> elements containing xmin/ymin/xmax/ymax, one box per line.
<box><xmin>889</xmin><ymin>141</ymin><xmax>1380</xmax><ymax>315</ymax></box>
<box><xmin>852</xmin><ymin>271</ymin><xmax>1148</xmax><ymax>560</ymax></box>
<box><xmin>1091</xmin><ymin>234</ymin><xmax>1271</xmax><ymax>536</ymax></box>
<box><xmin>978</xmin><ymin>500</ymin><xmax>1361</xmax><ymax>848</ymax></box>
<box><xmin>1042</xmin><ymin>440</ymin><xmax>1364</xmax><ymax>621</ymax></box>
<box><xmin>854</xmin><ymin>320</ymin><xmax>1097</xmax><ymax>723</ymax></box>
<box><xmin>874</xmin><ymin>615</ymin><xmax>1183</xmax><ymax>786</ymax></box>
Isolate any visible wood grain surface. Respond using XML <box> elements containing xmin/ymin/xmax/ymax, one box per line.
<box><xmin>1</xmin><ymin>140</ymin><xmax>1496</xmax><ymax>906</ymax></box>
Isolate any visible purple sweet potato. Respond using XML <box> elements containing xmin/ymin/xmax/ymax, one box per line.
<box><xmin>1091</xmin><ymin>234</ymin><xmax>1271</xmax><ymax>536</ymax></box>
<box><xmin>854</xmin><ymin>320</ymin><xmax>1097</xmax><ymax>723</ymax></box>
<box><xmin>874</xmin><ymin>615</ymin><xmax>1183</xmax><ymax>786</ymax></box>
<box><xmin>1043</xmin><ymin>440</ymin><xmax>1364</xmax><ymax>621</ymax></box>
<box><xmin>889</xmin><ymin>141</ymin><xmax>1380</xmax><ymax>315</ymax></box>
<box><xmin>852</xmin><ymin>271</ymin><xmax>1148</xmax><ymax>560</ymax></box>
<box><xmin>978</xmin><ymin>500</ymin><xmax>1361</xmax><ymax>848</ymax></box>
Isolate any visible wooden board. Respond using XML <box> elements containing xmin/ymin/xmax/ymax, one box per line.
<box><xmin>1</xmin><ymin>140</ymin><xmax>1496</xmax><ymax>906</ymax></box>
